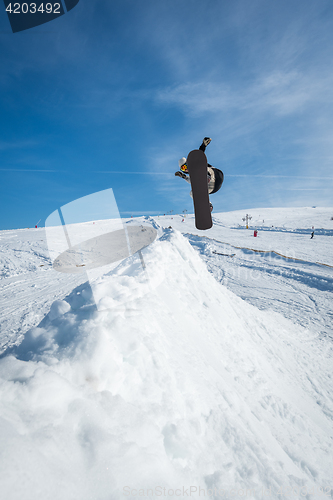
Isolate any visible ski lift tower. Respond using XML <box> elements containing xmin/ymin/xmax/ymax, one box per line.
<box><xmin>242</xmin><ymin>214</ymin><xmax>252</xmax><ymax>229</ymax></box>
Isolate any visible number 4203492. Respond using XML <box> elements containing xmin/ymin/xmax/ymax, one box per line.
<box><xmin>6</xmin><ymin>3</ymin><xmax>61</xmax><ymax>14</ymax></box>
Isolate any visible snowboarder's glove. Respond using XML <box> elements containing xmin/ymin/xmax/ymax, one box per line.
<box><xmin>175</xmin><ymin>171</ymin><xmax>187</xmax><ymax>179</ymax></box>
<box><xmin>203</xmin><ymin>137</ymin><xmax>211</xmax><ymax>147</ymax></box>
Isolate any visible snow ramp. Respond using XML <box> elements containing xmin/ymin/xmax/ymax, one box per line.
<box><xmin>0</xmin><ymin>228</ymin><xmax>332</xmax><ymax>500</ymax></box>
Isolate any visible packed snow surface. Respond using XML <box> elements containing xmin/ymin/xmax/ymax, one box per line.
<box><xmin>0</xmin><ymin>207</ymin><xmax>332</xmax><ymax>500</ymax></box>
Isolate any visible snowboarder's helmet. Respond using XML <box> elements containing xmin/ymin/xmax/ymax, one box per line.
<box><xmin>178</xmin><ymin>157</ymin><xmax>187</xmax><ymax>169</ymax></box>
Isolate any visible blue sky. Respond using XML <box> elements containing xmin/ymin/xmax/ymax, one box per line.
<box><xmin>1</xmin><ymin>0</ymin><xmax>333</xmax><ymax>229</ymax></box>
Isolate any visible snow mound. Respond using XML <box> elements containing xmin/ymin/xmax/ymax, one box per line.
<box><xmin>0</xmin><ymin>228</ymin><xmax>332</xmax><ymax>499</ymax></box>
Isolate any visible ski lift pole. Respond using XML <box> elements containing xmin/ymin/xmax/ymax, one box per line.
<box><xmin>242</xmin><ymin>214</ymin><xmax>252</xmax><ymax>229</ymax></box>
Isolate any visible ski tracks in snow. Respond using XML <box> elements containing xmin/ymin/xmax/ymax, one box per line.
<box><xmin>184</xmin><ymin>233</ymin><xmax>333</xmax><ymax>341</ymax></box>
<box><xmin>0</xmin><ymin>230</ymin><xmax>87</xmax><ymax>353</ymax></box>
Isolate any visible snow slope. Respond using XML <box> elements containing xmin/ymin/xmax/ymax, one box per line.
<box><xmin>156</xmin><ymin>207</ymin><xmax>333</xmax><ymax>267</ymax></box>
<box><xmin>154</xmin><ymin>207</ymin><xmax>333</xmax><ymax>339</ymax></box>
<box><xmin>0</xmin><ymin>208</ymin><xmax>332</xmax><ymax>500</ymax></box>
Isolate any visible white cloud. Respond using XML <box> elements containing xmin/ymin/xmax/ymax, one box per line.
<box><xmin>156</xmin><ymin>69</ymin><xmax>332</xmax><ymax>119</ymax></box>
<box><xmin>0</xmin><ymin>140</ymin><xmax>40</xmax><ymax>151</ymax></box>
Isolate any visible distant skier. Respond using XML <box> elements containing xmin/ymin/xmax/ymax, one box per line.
<box><xmin>175</xmin><ymin>138</ymin><xmax>224</xmax><ymax>212</ymax></box>
<box><xmin>310</xmin><ymin>231</ymin><xmax>314</xmax><ymax>239</ymax></box>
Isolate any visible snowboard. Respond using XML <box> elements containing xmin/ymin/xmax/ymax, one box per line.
<box><xmin>187</xmin><ymin>149</ymin><xmax>213</xmax><ymax>230</ymax></box>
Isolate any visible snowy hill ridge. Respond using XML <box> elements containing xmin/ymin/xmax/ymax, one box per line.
<box><xmin>0</xmin><ymin>227</ymin><xmax>332</xmax><ymax>499</ymax></box>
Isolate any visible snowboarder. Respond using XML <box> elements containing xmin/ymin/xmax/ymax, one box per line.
<box><xmin>310</xmin><ymin>231</ymin><xmax>314</xmax><ymax>239</ymax></box>
<box><xmin>175</xmin><ymin>138</ymin><xmax>224</xmax><ymax>212</ymax></box>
